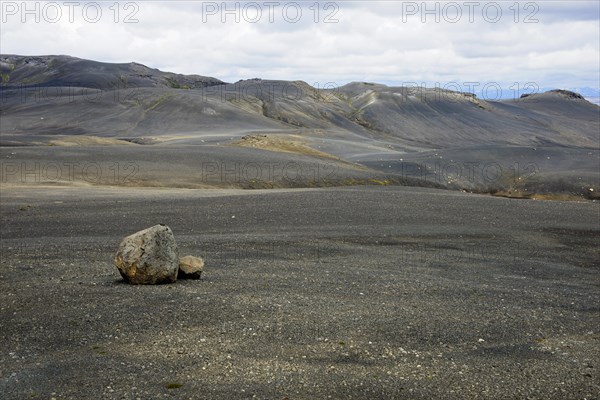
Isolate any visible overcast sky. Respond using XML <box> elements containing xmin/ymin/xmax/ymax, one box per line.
<box><xmin>1</xmin><ymin>1</ymin><xmax>599</xmax><ymax>93</ymax></box>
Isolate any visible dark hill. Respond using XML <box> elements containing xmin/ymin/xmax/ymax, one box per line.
<box><xmin>1</xmin><ymin>55</ymin><xmax>598</xmax><ymax>198</ymax></box>
<box><xmin>0</xmin><ymin>54</ymin><xmax>224</xmax><ymax>90</ymax></box>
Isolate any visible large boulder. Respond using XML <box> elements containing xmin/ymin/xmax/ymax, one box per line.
<box><xmin>178</xmin><ymin>255</ymin><xmax>204</xmax><ymax>280</ymax></box>
<box><xmin>114</xmin><ymin>224</ymin><xmax>179</xmax><ymax>284</ymax></box>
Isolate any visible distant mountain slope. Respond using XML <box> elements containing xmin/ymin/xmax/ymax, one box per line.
<box><xmin>1</xmin><ymin>55</ymin><xmax>598</xmax><ymax>151</ymax></box>
<box><xmin>334</xmin><ymin>83</ymin><xmax>599</xmax><ymax>149</ymax></box>
<box><xmin>0</xmin><ymin>54</ymin><xmax>224</xmax><ymax>90</ymax></box>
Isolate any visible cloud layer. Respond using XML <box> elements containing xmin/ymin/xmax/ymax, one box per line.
<box><xmin>1</xmin><ymin>1</ymin><xmax>598</xmax><ymax>91</ymax></box>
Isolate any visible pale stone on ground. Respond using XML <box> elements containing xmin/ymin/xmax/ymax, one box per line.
<box><xmin>114</xmin><ymin>224</ymin><xmax>179</xmax><ymax>285</ymax></box>
<box><xmin>178</xmin><ymin>255</ymin><xmax>204</xmax><ymax>280</ymax></box>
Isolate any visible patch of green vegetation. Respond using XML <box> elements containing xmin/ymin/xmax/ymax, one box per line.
<box><xmin>165</xmin><ymin>77</ymin><xmax>182</xmax><ymax>89</ymax></box>
<box><xmin>1</xmin><ymin>62</ymin><xmax>16</xmax><ymax>83</ymax></box>
<box><xmin>165</xmin><ymin>382</ymin><xmax>183</xmax><ymax>389</ymax></box>
<box><xmin>340</xmin><ymin>179</ymin><xmax>364</xmax><ymax>186</ymax></box>
<box><xmin>368</xmin><ymin>179</ymin><xmax>390</xmax><ymax>186</ymax></box>
<box><xmin>145</xmin><ymin>94</ymin><xmax>173</xmax><ymax>112</ymax></box>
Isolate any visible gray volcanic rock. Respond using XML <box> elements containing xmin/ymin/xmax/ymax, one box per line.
<box><xmin>178</xmin><ymin>255</ymin><xmax>204</xmax><ymax>280</ymax></box>
<box><xmin>114</xmin><ymin>224</ymin><xmax>179</xmax><ymax>284</ymax></box>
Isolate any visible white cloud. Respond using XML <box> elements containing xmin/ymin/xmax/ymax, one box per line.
<box><xmin>1</xmin><ymin>0</ymin><xmax>598</xmax><ymax>90</ymax></box>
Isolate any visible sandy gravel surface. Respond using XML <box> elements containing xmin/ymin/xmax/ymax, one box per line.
<box><xmin>1</xmin><ymin>186</ymin><xmax>598</xmax><ymax>399</ymax></box>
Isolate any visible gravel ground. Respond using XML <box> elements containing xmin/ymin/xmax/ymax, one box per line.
<box><xmin>0</xmin><ymin>186</ymin><xmax>598</xmax><ymax>399</ymax></box>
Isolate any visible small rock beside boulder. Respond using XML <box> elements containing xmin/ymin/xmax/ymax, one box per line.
<box><xmin>178</xmin><ymin>255</ymin><xmax>204</xmax><ymax>280</ymax></box>
<box><xmin>114</xmin><ymin>224</ymin><xmax>179</xmax><ymax>285</ymax></box>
